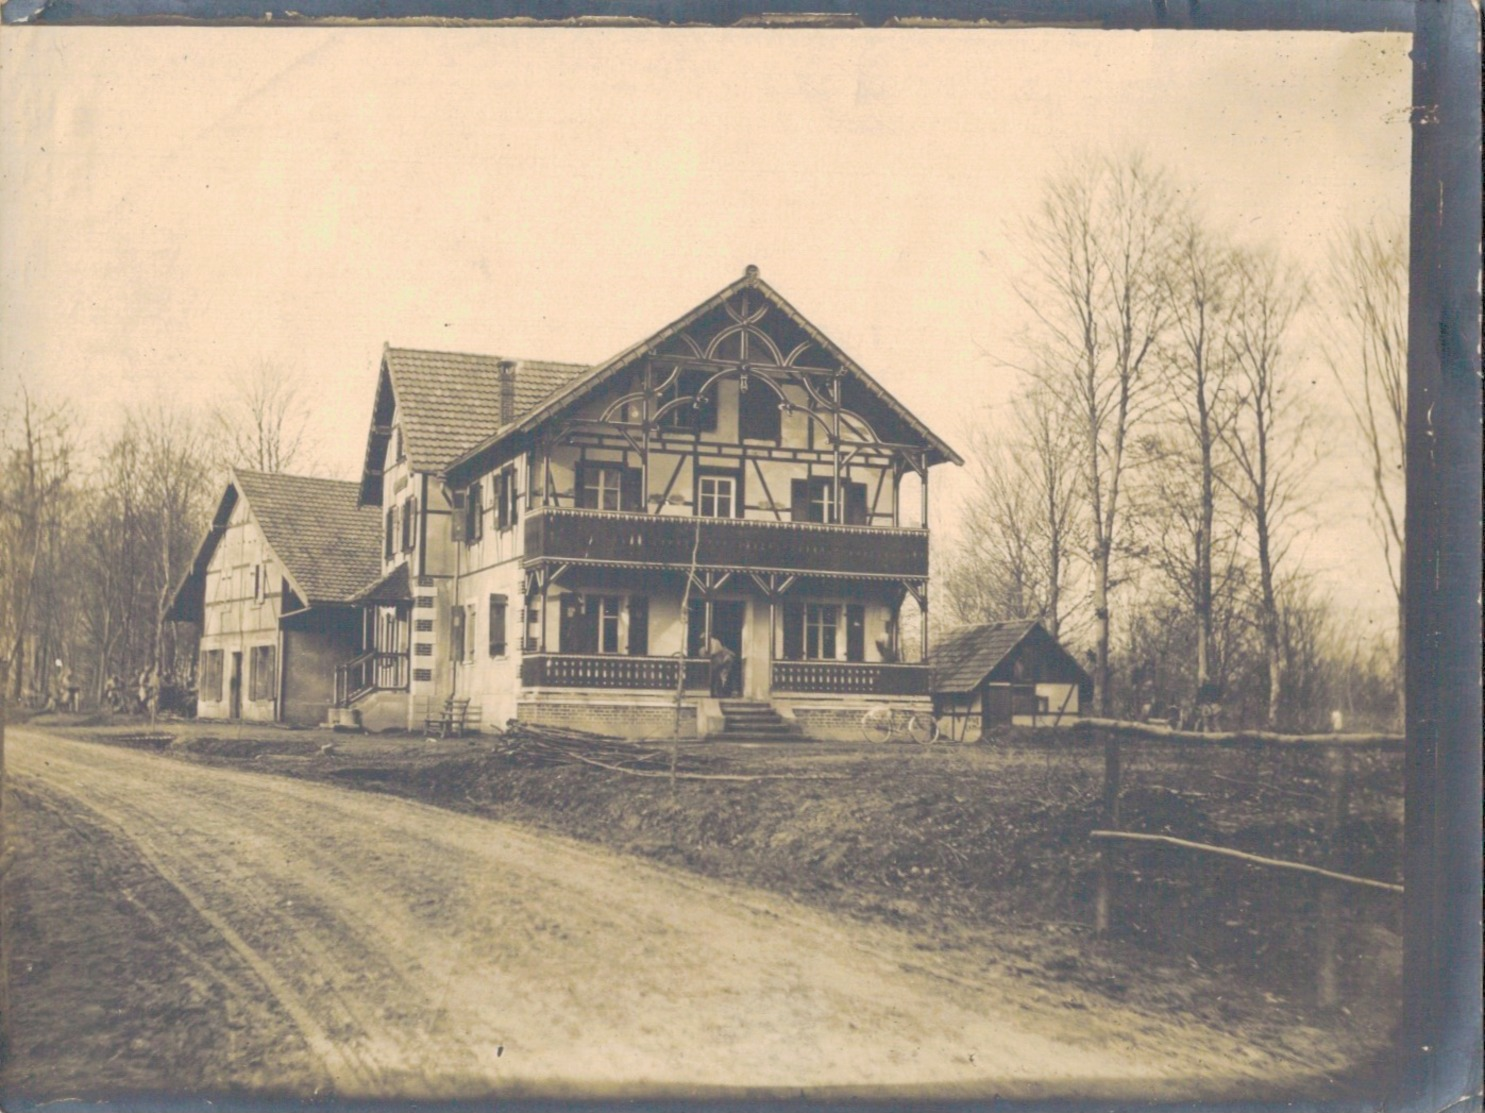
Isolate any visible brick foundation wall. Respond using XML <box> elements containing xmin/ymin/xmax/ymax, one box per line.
<box><xmin>516</xmin><ymin>698</ymin><xmax>699</xmax><ymax>740</ymax></box>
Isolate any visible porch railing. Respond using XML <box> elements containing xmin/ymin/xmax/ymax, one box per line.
<box><xmin>771</xmin><ymin>660</ymin><xmax>931</xmax><ymax>696</ymax></box>
<box><xmin>520</xmin><ymin>653</ymin><xmax>717</xmax><ymax>691</ymax></box>
<box><xmin>334</xmin><ymin>650</ymin><xmax>410</xmax><ymax>706</ymax></box>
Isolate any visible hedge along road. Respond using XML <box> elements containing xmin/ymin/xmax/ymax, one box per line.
<box><xmin>6</xmin><ymin>728</ymin><xmax>1285</xmax><ymax>1102</ymax></box>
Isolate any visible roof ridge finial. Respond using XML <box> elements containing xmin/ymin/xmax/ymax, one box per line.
<box><xmin>744</xmin><ymin>264</ymin><xmax>759</xmax><ymax>280</ymax></box>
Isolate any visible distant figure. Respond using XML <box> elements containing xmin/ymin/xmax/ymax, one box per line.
<box><xmin>875</xmin><ymin>636</ymin><xmax>899</xmax><ymax>664</ymax></box>
<box><xmin>707</xmin><ymin>636</ymin><xmax>736</xmax><ymax>698</ymax></box>
<box><xmin>137</xmin><ymin>669</ymin><xmax>152</xmax><ymax>715</ymax></box>
<box><xmin>1330</xmin><ymin>708</ymin><xmax>1345</xmax><ymax>734</ymax></box>
<box><xmin>60</xmin><ymin>665</ymin><xmax>80</xmax><ymax>713</ymax></box>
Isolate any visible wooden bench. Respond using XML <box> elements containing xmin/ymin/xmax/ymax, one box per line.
<box><xmin>422</xmin><ymin>697</ymin><xmax>479</xmax><ymax>738</ymax></box>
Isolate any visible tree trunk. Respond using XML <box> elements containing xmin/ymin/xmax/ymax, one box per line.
<box><xmin>1093</xmin><ymin>542</ymin><xmax>1111</xmax><ymax>715</ymax></box>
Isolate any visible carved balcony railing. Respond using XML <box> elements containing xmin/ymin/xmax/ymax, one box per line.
<box><xmin>771</xmin><ymin>660</ymin><xmax>931</xmax><ymax>696</ymax></box>
<box><xmin>523</xmin><ymin>507</ymin><xmax>928</xmax><ymax>579</ymax></box>
<box><xmin>335</xmin><ymin>650</ymin><xmax>410</xmax><ymax>706</ymax></box>
<box><xmin>520</xmin><ymin>653</ymin><xmax>719</xmax><ymax>691</ymax></box>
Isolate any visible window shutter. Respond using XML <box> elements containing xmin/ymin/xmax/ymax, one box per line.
<box><xmin>789</xmin><ymin>479</ymin><xmax>810</xmax><ymax>522</ymax></box>
<box><xmin>844</xmin><ymin>482</ymin><xmax>869</xmax><ymax>525</ymax></box>
<box><xmin>385</xmin><ymin>508</ymin><xmax>395</xmax><ymax>559</ymax></box>
<box><xmin>627</xmin><ymin>596</ymin><xmax>649</xmax><ymax>656</ymax></box>
<box><xmin>740</xmin><ymin>383</ymin><xmax>781</xmax><ymax>441</ymax></box>
<box><xmin>450</xmin><ymin>607</ymin><xmax>466</xmax><ymax>661</ymax></box>
<box><xmin>489</xmin><ymin>594</ymin><xmax>507</xmax><ymax>656</ymax></box>
<box><xmin>782</xmin><ymin>601</ymin><xmax>804</xmax><ymax>660</ymax></box>
<box><xmin>450</xmin><ymin>490</ymin><xmax>466</xmax><ymax>542</ymax></box>
<box><xmin>846</xmin><ymin>604</ymin><xmax>866</xmax><ymax>662</ymax></box>
<box><xmin>508</xmin><ymin>470</ymin><xmax>520</xmax><ymax>527</ymax></box>
<box><xmin>621</xmin><ymin>468</ymin><xmax>644</xmax><ymax>513</ymax></box>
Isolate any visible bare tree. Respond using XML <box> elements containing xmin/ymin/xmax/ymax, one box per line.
<box><xmin>942</xmin><ymin>386</ymin><xmax>1079</xmax><ymax>634</ymax></box>
<box><xmin>0</xmin><ymin>389</ymin><xmax>76</xmax><ymax>702</ymax></box>
<box><xmin>212</xmin><ymin>359</ymin><xmax>317</xmax><ymax>474</ymax></box>
<box><xmin>134</xmin><ymin>405</ymin><xmax>214</xmax><ymax>680</ymax></box>
<box><xmin>1154</xmin><ymin>217</ymin><xmax>1242</xmax><ymax>697</ymax></box>
<box><xmin>1018</xmin><ymin>154</ymin><xmax>1177</xmax><ymax>713</ymax></box>
<box><xmin>1223</xmin><ymin>248</ymin><xmax>1310</xmax><ymax>727</ymax></box>
<box><xmin>1323</xmin><ymin>221</ymin><xmax>1407</xmax><ymax>721</ymax></box>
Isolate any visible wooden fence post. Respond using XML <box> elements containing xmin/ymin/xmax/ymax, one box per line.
<box><xmin>1095</xmin><ymin>732</ymin><xmax>1122</xmax><ymax>935</ymax></box>
<box><xmin>1316</xmin><ymin>745</ymin><xmax>1351</xmax><ymax>1007</ymax></box>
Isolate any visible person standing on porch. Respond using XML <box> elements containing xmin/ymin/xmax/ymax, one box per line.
<box><xmin>707</xmin><ymin>636</ymin><xmax>736</xmax><ymax>698</ymax></box>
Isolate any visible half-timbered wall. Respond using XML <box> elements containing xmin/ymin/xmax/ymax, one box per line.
<box><xmin>197</xmin><ymin>497</ymin><xmax>283</xmax><ymax>722</ymax></box>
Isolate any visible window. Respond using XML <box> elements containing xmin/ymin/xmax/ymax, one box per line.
<box><xmin>488</xmin><ymin>594</ymin><xmax>507</xmax><ymax>657</ymax></box>
<box><xmin>557</xmin><ymin>594</ymin><xmax>625</xmax><ymax>654</ymax></box>
<box><xmin>804</xmin><ymin>604</ymin><xmax>839</xmax><ymax>660</ymax></box>
<box><xmin>385</xmin><ymin>507</ymin><xmax>395</xmax><ymax>559</ymax></box>
<box><xmin>660</xmin><ymin>368</ymin><xmax>718</xmax><ymax>432</ymax></box>
<box><xmin>249</xmin><ymin>644</ymin><xmax>276</xmax><ymax>702</ymax></box>
<box><xmin>496</xmin><ymin>466</ymin><xmax>519</xmax><ymax>530</ymax></box>
<box><xmin>392</xmin><ymin>426</ymin><xmax>404</xmax><ymax>462</ymax></box>
<box><xmin>252</xmin><ymin>564</ymin><xmax>265</xmax><ymax>604</ymax></box>
<box><xmin>738</xmin><ymin>376</ymin><xmax>782</xmax><ymax>441</ymax></box>
<box><xmin>697</xmin><ymin>474</ymin><xmax>737</xmax><ymax>519</ymax></box>
<box><xmin>790</xmin><ymin>477</ymin><xmax>869</xmax><ymax>524</ymax></box>
<box><xmin>577</xmin><ymin>464</ymin><xmax>643</xmax><ymax>512</ymax></box>
<box><xmin>810</xmin><ymin>481</ymin><xmax>836</xmax><ymax>524</ymax></box>
<box><xmin>465</xmin><ymin>480</ymin><xmax>484</xmax><ymax>542</ymax></box>
<box><xmin>200</xmin><ymin>650</ymin><xmax>223</xmax><ymax>702</ymax></box>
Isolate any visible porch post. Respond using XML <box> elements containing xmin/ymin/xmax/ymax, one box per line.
<box><xmin>539</xmin><ymin>578</ymin><xmax>549</xmax><ymax>654</ymax></box>
<box><xmin>641</xmin><ymin>363</ymin><xmax>652</xmax><ymax>509</ymax></box>
<box><xmin>831</xmin><ymin>372</ymin><xmax>843</xmax><ymax>522</ymax></box>
<box><xmin>919</xmin><ymin>592</ymin><xmax>929</xmax><ymax>663</ymax></box>
<box><xmin>919</xmin><ymin>455</ymin><xmax>929</xmax><ymax>529</ymax></box>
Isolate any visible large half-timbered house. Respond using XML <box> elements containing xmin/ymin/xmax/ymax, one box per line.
<box><xmin>341</xmin><ymin>267</ymin><xmax>961</xmax><ymax>738</ymax></box>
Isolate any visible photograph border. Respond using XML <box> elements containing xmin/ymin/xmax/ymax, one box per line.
<box><xmin>0</xmin><ymin>3</ymin><xmax>1477</xmax><ymax>1112</ymax></box>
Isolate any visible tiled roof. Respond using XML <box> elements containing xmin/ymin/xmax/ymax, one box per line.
<box><xmin>385</xmin><ymin>349</ymin><xmax>589</xmax><ymax>475</ymax></box>
<box><xmin>234</xmin><ymin>470</ymin><xmax>383</xmax><ymax>605</ymax></box>
<box><xmin>929</xmin><ymin>620</ymin><xmax>1040</xmax><ymax>694</ymax></box>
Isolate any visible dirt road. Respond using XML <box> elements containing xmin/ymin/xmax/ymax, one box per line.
<box><xmin>5</xmin><ymin>727</ymin><xmax>1287</xmax><ymax>1101</ymax></box>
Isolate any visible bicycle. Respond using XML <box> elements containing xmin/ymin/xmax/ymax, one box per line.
<box><xmin>860</xmin><ymin>704</ymin><xmax>940</xmax><ymax>744</ymax></box>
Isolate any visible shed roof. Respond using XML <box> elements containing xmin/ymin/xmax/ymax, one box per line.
<box><xmin>350</xmin><ymin>561</ymin><xmax>412</xmax><ymax>605</ymax></box>
<box><xmin>930</xmin><ymin>620</ymin><xmax>1047</xmax><ymax>694</ymax></box>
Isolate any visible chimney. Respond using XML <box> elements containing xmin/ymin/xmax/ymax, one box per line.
<box><xmin>498</xmin><ymin>360</ymin><xmax>517</xmax><ymax>425</ymax></box>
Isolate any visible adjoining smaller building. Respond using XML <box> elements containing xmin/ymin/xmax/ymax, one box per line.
<box><xmin>167</xmin><ymin>469</ymin><xmax>383</xmax><ymax>726</ymax></box>
<box><xmin>930</xmin><ymin>620</ymin><xmax>1092</xmax><ymax>742</ymax></box>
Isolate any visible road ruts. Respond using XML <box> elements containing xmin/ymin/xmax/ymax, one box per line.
<box><xmin>7</xmin><ymin>728</ymin><xmax>1284</xmax><ymax>1100</ymax></box>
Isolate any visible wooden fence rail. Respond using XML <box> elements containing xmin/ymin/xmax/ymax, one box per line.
<box><xmin>1069</xmin><ymin>716</ymin><xmax>1404</xmax><ymax>750</ymax></box>
<box><xmin>1081</xmin><ymin>721</ymin><xmax>1403</xmax><ymax>1007</ymax></box>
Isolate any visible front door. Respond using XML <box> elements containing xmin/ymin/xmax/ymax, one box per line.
<box><xmin>228</xmin><ymin>652</ymin><xmax>243</xmax><ymax>719</ymax></box>
<box><xmin>711</xmin><ymin>600</ymin><xmax>745</xmax><ymax>697</ymax></box>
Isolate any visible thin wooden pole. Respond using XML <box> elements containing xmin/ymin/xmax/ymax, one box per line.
<box><xmin>1095</xmin><ymin>732</ymin><xmax>1121</xmax><ymax>934</ymax></box>
<box><xmin>1316</xmin><ymin>744</ymin><xmax>1352</xmax><ymax>1007</ymax></box>
<box><xmin>1089</xmin><ymin>830</ymin><xmax>1403</xmax><ymax>894</ymax></box>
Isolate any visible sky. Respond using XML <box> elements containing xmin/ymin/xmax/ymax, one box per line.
<box><xmin>0</xmin><ymin>27</ymin><xmax>1412</xmax><ymax>630</ymax></box>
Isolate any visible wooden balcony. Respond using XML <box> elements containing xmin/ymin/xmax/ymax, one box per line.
<box><xmin>771</xmin><ymin>660</ymin><xmax>931</xmax><ymax>696</ymax></box>
<box><xmin>523</xmin><ymin>507</ymin><xmax>928</xmax><ymax>579</ymax></box>
<box><xmin>521</xmin><ymin>653</ymin><xmax>715</xmax><ymax>691</ymax></box>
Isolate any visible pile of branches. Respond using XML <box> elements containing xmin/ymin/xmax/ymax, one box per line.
<box><xmin>492</xmin><ymin>720</ymin><xmax>720</xmax><ymax>776</ymax></box>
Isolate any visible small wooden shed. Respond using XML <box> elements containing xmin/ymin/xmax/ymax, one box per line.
<box><xmin>930</xmin><ymin>620</ymin><xmax>1093</xmax><ymax>741</ymax></box>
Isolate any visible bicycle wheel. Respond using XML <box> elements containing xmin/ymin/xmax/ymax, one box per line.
<box><xmin>906</xmin><ymin>712</ymin><xmax>939</xmax><ymax>745</ymax></box>
<box><xmin>861</xmin><ymin>706</ymin><xmax>894</xmax><ymax>743</ymax></box>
